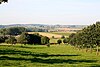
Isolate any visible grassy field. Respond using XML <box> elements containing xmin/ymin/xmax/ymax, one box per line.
<box><xmin>50</xmin><ymin>32</ymin><xmax>74</xmax><ymax>37</ymax></box>
<box><xmin>0</xmin><ymin>44</ymin><xmax>100</xmax><ymax>67</ymax></box>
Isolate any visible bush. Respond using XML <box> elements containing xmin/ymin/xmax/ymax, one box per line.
<box><xmin>41</xmin><ymin>36</ymin><xmax>50</xmax><ymax>45</ymax></box>
<box><xmin>17</xmin><ymin>32</ymin><xmax>42</xmax><ymax>45</ymax></box>
<box><xmin>52</xmin><ymin>36</ymin><xmax>55</xmax><ymax>39</ymax></box>
<box><xmin>57</xmin><ymin>39</ymin><xmax>62</xmax><ymax>44</ymax></box>
<box><xmin>0</xmin><ymin>36</ymin><xmax>8</xmax><ymax>43</ymax></box>
<box><xmin>63</xmin><ymin>38</ymin><xmax>68</xmax><ymax>44</ymax></box>
<box><xmin>17</xmin><ymin>32</ymin><xmax>29</xmax><ymax>45</ymax></box>
<box><xmin>5</xmin><ymin>36</ymin><xmax>17</xmax><ymax>45</ymax></box>
<box><xmin>61</xmin><ymin>35</ymin><xmax>65</xmax><ymax>39</ymax></box>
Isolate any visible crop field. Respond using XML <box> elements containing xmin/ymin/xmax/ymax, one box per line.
<box><xmin>28</xmin><ymin>32</ymin><xmax>62</xmax><ymax>38</ymax></box>
<box><xmin>50</xmin><ymin>32</ymin><xmax>74</xmax><ymax>37</ymax></box>
<box><xmin>0</xmin><ymin>44</ymin><xmax>100</xmax><ymax>67</ymax></box>
<box><xmin>28</xmin><ymin>32</ymin><xmax>74</xmax><ymax>38</ymax></box>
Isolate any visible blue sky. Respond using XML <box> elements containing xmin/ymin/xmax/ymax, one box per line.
<box><xmin>0</xmin><ymin>0</ymin><xmax>100</xmax><ymax>25</ymax></box>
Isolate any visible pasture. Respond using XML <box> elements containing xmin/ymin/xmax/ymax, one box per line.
<box><xmin>0</xmin><ymin>44</ymin><xmax>100</xmax><ymax>67</ymax></box>
<box><xmin>50</xmin><ymin>32</ymin><xmax>75</xmax><ymax>37</ymax></box>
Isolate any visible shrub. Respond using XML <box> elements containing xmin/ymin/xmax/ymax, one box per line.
<box><xmin>63</xmin><ymin>38</ymin><xmax>69</xmax><ymax>44</ymax></box>
<box><xmin>5</xmin><ymin>36</ymin><xmax>17</xmax><ymax>45</ymax></box>
<box><xmin>57</xmin><ymin>39</ymin><xmax>62</xmax><ymax>44</ymax></box>
<box><xmin>61</xmin><ymin>35</ymin><xmax>65</xmax><ymax>39</ymax></box>
<box><xmin>41</xmin><ymin>36</ymin><xmax>50</xmax><ymax>45</ymax></box>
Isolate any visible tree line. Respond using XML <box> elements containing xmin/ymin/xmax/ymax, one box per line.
<box><xmin>0</xmin><ymin>32</ymin><xmax>50</xmax><ymax>45</ymax></box>
<box><xmin>0</xmin><ymin>27</ymin><xmax>50</xmax><ymax>45</ymax></box>
<box><xmin>63</xmin><ymin>22</ymin><xmax>100</xmax><ymax>55</ymax></box>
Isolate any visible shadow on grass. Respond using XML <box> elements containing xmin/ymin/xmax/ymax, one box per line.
<box><xmin>0</xmin><ymin>56</ymin><xmax>98</xmax><ymax>64</ymax></box>
<box><xmin>90</xmin><ymin>64</ymin><xmax>100</xmax><ymax>67</ymax></box>
<box><xmin>0</xmin><ymin>49</ymin><xmax>98</xmax><ymax>64</ymax></box>
<box><xmin>0</xmin><ymin>49</ymin><xmax>80</xmax><ymax>57</ymax></box>
<box><xmin>0</xmin><ymin>45</ymin><xmax>46</xmax><ymax>49</ymax></box>
<box><xmin>16</xmin><ymin>46</ymin><xmax>47</xmax><ymax>49</ymax></box>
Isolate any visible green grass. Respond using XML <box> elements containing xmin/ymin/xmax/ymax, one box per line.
<box><xmin>50</xmin><ymin>38</ymin><xmax>58</xmax><ymax>43</ymax></box>
<box><xmin>0</xmin><ymin>44</ymin><xmax>100</xmax><ymax>67</ymax></box>
<box><xmin>50</xmin><ymin>32</ymin><xmax>73</xmax><ymax>37</ymax></box>
<box><xmin>50</xmin><ymin>38</ymin><xmax>64</xmax><ymax>44</ymax></box>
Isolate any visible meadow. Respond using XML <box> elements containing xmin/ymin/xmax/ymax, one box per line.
<box><xmin>0</xmin><ymin>44</ymin><xmax>100</xmax><ymax>67</ymax></box>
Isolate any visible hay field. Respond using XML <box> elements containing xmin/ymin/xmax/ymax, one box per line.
<box><xmin>28</xmin><ymin>32</ymin><xmax>62</xmax><ymax>38</ymax></box>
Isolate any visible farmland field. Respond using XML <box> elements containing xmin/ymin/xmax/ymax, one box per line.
<box><xmin>0</xmin><ymin>44</ymin><xmax>100</xmax><ymax>67</ymax></box>
<box><xmin>28</xmin><ymin>32</ymin><xmax>74</xmax><ymax>38</ymax></box>
<box><xmin>50</xmin><ymin>32</ymin><xmax>75</xmax><ymax>37</ymax></box>
<box><xmin>28</xmin><ymin>32</ymin><xmax>62</xmax><ymax>38</ymax></box>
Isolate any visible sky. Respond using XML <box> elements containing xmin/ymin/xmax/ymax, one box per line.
<box><xmin>0</xmin><ymin>0</ymin><xmax>100</xmax><ymax>25</ymax></box>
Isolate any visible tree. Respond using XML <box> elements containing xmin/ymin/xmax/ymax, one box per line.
<box><xmin>61</xmin><ymin>35</ymin><xmax>65</xmax><ymax>39</ymax></box>
<box><xmin>63</xmin><ymin>38</ymin><xmax>69</xmax><ymax>44</ymax></box>
<box><xmin>17</xmin><ymin>32</ymin><xmax>29</xmax><ymax>45</ymax></box>
<box><xmin>69</xmin><ymin>33</ymin><xmax>76</xmax><ymax>38</ymax></box>
<box><xmin>0</xmin><ymin>36</ymin><xmax>5</xmax><ymax>43</ymax></box>
<box><xmin>5</xmin><ymin>36</ymin><xmax>17</xmax><ymax>45</ymax></box>
<box><xmin>41</xmin><ymin>36</ymin><xmax>50</xmax><ymax>45</ymax></box>
<box><xmin>0</xmin><ymin>28</ymin><xmax>7</xmax><ymax>38</ymax></box>
<box><xmin>68</xmin><ymin>22</ymin><xmax>100</xmax><ymax>55</ymax></box>
<box><xmin>6</xmin><ymin>27</ymin><xmax>26</xmax><ymax>35</ymax></box>
<box><xmin>68</xmin><ymin>33</ymin><xmax>76</xmax><ymax>46</ymax></box>
<box><xmin>0</xmin><ymin>0</ymin><xmax>8</xmax><ymax>4</ymax></box>
<box><xmin>57</xmin><ymin>39</ymin><xmax>62</xmax><ymax>44</ymax></box>
<box><xmin>52</xmin><ymin>36</ymin><xmax>55</xmax><ymax>39</ymax></box>
<box><xmin>28</xmin><ymin>34</ymin><xmax>41</xmax><ymax>45</ymax></box>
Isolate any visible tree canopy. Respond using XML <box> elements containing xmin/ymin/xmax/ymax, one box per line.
<box><xmin>0</xmin><ymin>27</ymin><xmax>27</xmax><ymax>35</ymax></box>
<box><xmin>0</xmin><ymin>0</ymin><xmax>8</xmax><ymax>4</ymax></box>
<box><xmin>68</xmin><ymin>22</ymin><xmax>100</xmax><ymax>55</ymax></box>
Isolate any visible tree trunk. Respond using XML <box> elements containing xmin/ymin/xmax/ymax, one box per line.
<box><xmin>85</xmin><ymin>48</ymin><xmax>88</xmax><ymax>52</ymax></box>
<box><xmin>90</xmin><ymin>46</ymin><xmax>92</xmax><ymax>53</ymax></box>
<box><xmin>96</xmin><ymin>46</ymin><xmax>99</xmax><ymax>55</ymax></box>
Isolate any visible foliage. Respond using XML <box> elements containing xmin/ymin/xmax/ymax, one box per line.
<box><xmin>17</xmin><ymin>32</ymin><xmax>29</xmax><ymax>45</ymax></box>
<box><xmin>68</xmin><ymin>22</ymin><xmax>100</xmax><ymax>54</ymax></box>
<box><xmin>41</xmin><ymin>36</ymin><xmax>50</xmax><ymax>45</ymax></box>
<box><xmin>0</xmin><ymin>0</ymin><xmax>8</xmax><ymax>4</ymax></box>
<box><xmin>61</xmin><ymin>35</ymin><xmax>65</xmax><ymax>39</ymax></box>
<box><xmin>28</xmin><ymin>34</ymin><xmax>41</xmax><ymax>45</ymax></box>
<box><xmin>63</xmin><ymin>38</ymin><xmax>69</xmax><ymax>44</ymax></box>
<box><xmin>52</xmin><ymin>36</ymin><xmax>55</xmax><ymax>39</ymax></box>
<box><xmin>0</xmin><ymin>35</ymin><xmax>8</xmax><ymax>43</ymax></box>
<box><xmin>0</xmin><ymin>27</ymin><xmax>26</xmax><ymax>36</ymax></box>
<box><xmin>27</xmin><ymin>28</ymin><xmax>48</xmax><ymax>32</ymax></box>
<box><xmin>17</xmin><ymin>32</ymin><xmax>43</xmax><ymax>45</ymax></box>
<box><xmin>5</xmin><ymin>36</ymin><xmax>17</xmax><ymax>45</ymax></box>
<box><xmin>57</xmin><ymin>39</ymin><xmax>62</xmax><ymax>44</ymax></box>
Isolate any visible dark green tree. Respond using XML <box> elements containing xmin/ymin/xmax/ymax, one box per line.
<box><xmin>68</xmin><ymin>22</ymin><xmax>100</xmax><ymax>55</ymax></box>
<box><xmin>0</xmin><ymin>28</ymin><xmax>7</xmax><ymax>38</ymax></box>
<box><xmin>63</xmin><ymin>38</ymin><xmax>69</xmax><ymax>44</ymax></box>
<box><xmin>6</xmin><ymin>27</ymin><xmax>26</xmax><ymax>35</ymax></box>
<box><xmin>57</xmin><ymin>39</ymin><xmax>62</xmax><ymax>44</ymax></box>
<box><xmin>61</xmin><ymin>35</ymin><xmax>65</xmax><ymax>39</ymax></box>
